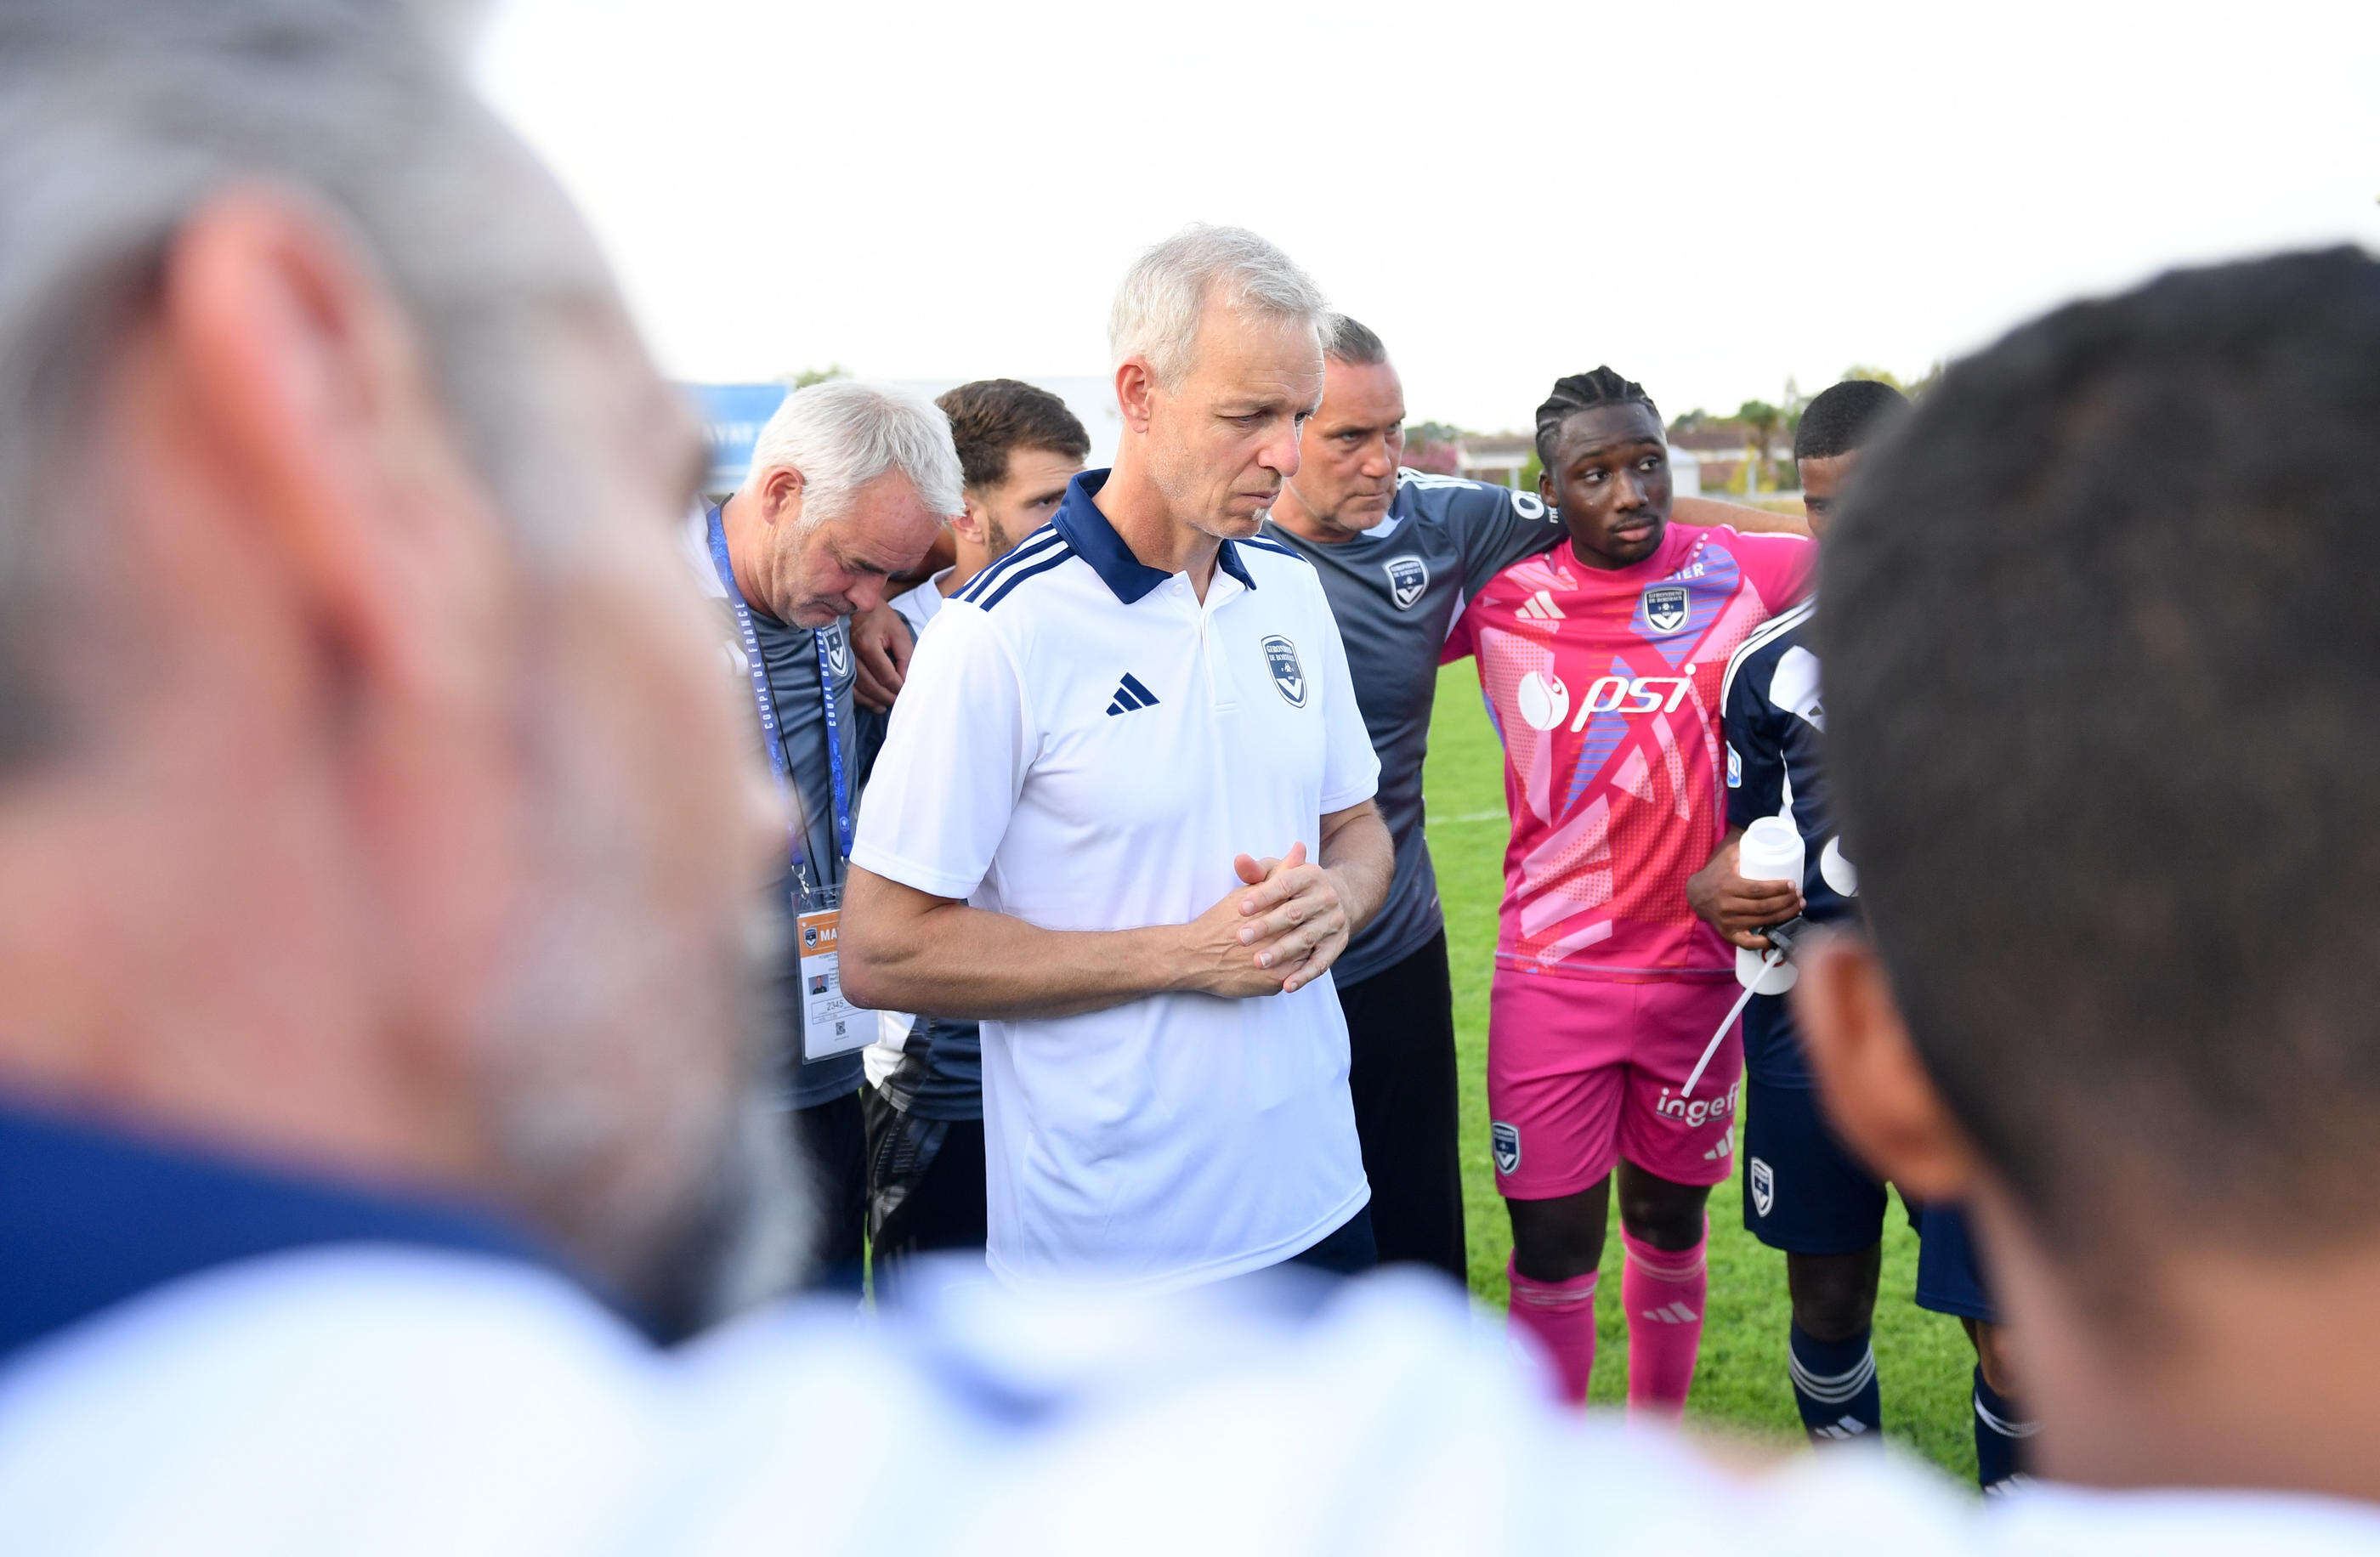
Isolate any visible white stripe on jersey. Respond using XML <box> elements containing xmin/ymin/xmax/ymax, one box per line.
<box><xmin>1720</xmin><ymin>597</ymin><xmax>1816</xmax><ymax>711</ymax></box>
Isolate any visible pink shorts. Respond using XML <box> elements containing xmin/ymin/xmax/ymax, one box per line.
<box><xmin>1487</xmin><ymin>970</ymin><xmax>1743</xmax><ymax>1199</ymax></box>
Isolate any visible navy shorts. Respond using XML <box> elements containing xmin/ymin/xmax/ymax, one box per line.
<box><xmin>1745</xmin><ymin>1080</ymin><xmax>2001</xmax><ymax>1322</ymax></box>
<box><xmin>1912</xmin><ymin>1201</ymin><xmax>1999</xmax><ymax>1323</ymax></box>
<box><xmin>1742</xmin><ymin>1078</ymin><xmax>1901</xmax><ymax>1255</ymax></box>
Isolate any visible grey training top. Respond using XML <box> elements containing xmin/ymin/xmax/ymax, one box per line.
<box><xmin>1258</xmin><ymin>470</ymin><xmax>1564</xmax><ymax>986</ymax></box>
<box><xmin>692</xmin><ymin>507</ymin><xmax>871</xmax><ymax>1111</ymax></box>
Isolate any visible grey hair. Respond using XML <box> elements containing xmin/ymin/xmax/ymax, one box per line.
<box><xmin>1324</xmin><ymin>314</ymin><xmax>1389</xmax><ymax>367</ymax></box>
<box><xmin>1108</xmin><ymin>224</ymin><xmax>1329</xmax><ymax>388</ymax></box>
<box><xmin>0</xmin><ymin>0</ymin><xmax>620</xmax><ymax>769</ymax></box>
<box><xmin>744</xmin><ymin>379</ymin><xmax>964</xmax><ymax>523</ymax></box>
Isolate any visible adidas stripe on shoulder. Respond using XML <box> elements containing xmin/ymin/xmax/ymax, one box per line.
<box><xmin>955</xmin><ymin>527</ymin><xmax>1068</xmax><ymax>605</ymax></box>
<box><xmin>974</xmin><ymin>545</ymin><xmax>1077</xmax><ymax>612</ymax></box>
<box><xmin>1720</xmin><ymin>598</ymin><xmax>1815</xmax><ymax>710</ymax></box>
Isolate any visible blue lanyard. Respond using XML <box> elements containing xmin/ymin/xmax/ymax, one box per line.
<box><xmin>705</xmin><ymin>504</ymin><xmax>851</xmax><ymax>890</ymax></box>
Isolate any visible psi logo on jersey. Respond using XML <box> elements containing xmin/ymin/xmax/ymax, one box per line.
<box><xmin>1491</xmin><ymin>1121</ymin><xmax>1521</xmax><ymax>1175</ymax></box>
<box><xmin>1641</xmin><ymin>586</ymin><xmax>1689</xmax><ymax>635</ymax></box>
<box><xmin>1262</xmin><ymin>635</ymin><xmax>1306</xmax><ymax>707</ymax></box>
<box><xmin>1383</xmin><ymin>555</ymin><xmax>1429</xmax><ymax>610</ymax></box>
<box><xmin>1749</xmin><ymin>1157</ymin><xmax>1775</xmax><ymax>1217</ymax></box>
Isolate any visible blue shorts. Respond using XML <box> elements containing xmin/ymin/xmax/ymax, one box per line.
<box><xmin>1912</xmin><ymin>1201</ymin><xmax>1999</xmax><ymax>1323</ymax></box>
<box><xmin>1744</xmin><ymin>1080</ymin><xmax>2001</xmax><ymax>1322</ymax></box>
<box><xmin>1742</xmin><ymin>1077</ymin><xmax>1904</xmax><ymax>1254</ymax></box>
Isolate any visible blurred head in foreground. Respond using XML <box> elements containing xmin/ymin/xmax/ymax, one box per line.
<box><xmin>1805</xmin><ymin>246</ymin><xmax>2380</xmax><ymax>1484</ymax></box>
<box><xmin>0</xmin><ymin>1</ymin><xmax>797</xmax><ymax>1333</ymax></box>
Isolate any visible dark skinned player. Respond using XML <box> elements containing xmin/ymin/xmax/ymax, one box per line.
<box><xmin>1691</xmin><ymin>378</ymin><xmax>2033</xmax><ymax>1486</ymax></box>
<box><xmin>1446</xmin><ymin>369</ymin><xmax>1813</xmax><ymax>1415</ymax></box>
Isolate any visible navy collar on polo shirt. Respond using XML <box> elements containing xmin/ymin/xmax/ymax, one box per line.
<box><xmin>0</xmin><ymin>1096</ymin><xmax>612</xmax><ymax>1362</ymax></box>
<box><xmin>1052</xmin><ymin>469</ymin><xmax>1258</xmax><ymax>603</ymax></box>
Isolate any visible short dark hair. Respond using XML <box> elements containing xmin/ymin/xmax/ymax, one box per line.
<box><xmin>1324</xmin><ymin>314</ymin><xmax>1387</xmax><ymax>366</ymax></box>
<box><xmin>1534</xmin><ymin>367</ymin><xmax>1659</xmax><ymax>470</ymax></box>
<box><xmin>1822</xmin><ymin>247</ymin><xmax>2380</xmax><ymax>1265</ymax></box>
<box><xmin>932</xmin><ymin>379</ymin><xmax>1090</xmax><ymax>492</ymax></box>
<box><xmin>1794</xmin><ymin>379</ymin><xmax>1908</xmax><ymax>461</ymax></box>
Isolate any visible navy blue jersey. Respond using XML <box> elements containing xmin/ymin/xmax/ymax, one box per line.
<box><xmin>1721</xmin><ymin>601</ymin><xmax>1856</xmax><ymax>1086</ymax></box>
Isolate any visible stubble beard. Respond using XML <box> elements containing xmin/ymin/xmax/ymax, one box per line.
<box><xmin>468</xmin><ymin>657</ymin><xmax>813</xmax><ymax>1340</ymax></box>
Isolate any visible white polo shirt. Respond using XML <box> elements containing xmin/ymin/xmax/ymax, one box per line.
<box><xmin>852</xmin><ymin>470</ymin><xmax>1380</xmax><ymax>1294</ymax></box>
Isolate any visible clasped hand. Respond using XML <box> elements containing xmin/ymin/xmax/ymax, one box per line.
<box><xmin>1182</xmin><ymin>842</ymin><xmax>1348</xmax><ymax>998</ymax></box>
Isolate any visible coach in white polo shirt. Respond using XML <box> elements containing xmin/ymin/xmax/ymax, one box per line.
<box><xmin>842</xmin><ymin>228</ymin><xmax>1394</xmax><ymax>1293</ymax></box>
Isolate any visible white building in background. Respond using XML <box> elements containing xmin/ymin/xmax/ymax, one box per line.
<box><xmin>1670</xmin><ymin>445</ymin><xmax>1703</xmax><ymax>495</ymax></box>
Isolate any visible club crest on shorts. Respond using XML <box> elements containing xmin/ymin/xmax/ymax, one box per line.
<box><xmin>1749</xmin><ymin>1156</ymin><xmax>1775</xmax><ymax>1217</ymax></box>
<box><xmin>1262</xmin><ymin>635</ymin><xmax>1306</xmax><ymax>707</ymax></box>
<box><xmin>824</xmin><ymin>624</ymin><xmax>851</xmax><ymax>679</ymax></box>
<box><xmin>1641</xmin><ymin>585</ymin><xmax>1690</xmax><ymax>636</ymax></box>
<box><xmin>1383</xmin><ymin>554</ymin><xmax>1429</xmax><ymax>611</ymax></box>
<box><xmin>1491</xmin><ymin>1121</ymin><xmax>1521</xmax><ymax>1175</ymax></box>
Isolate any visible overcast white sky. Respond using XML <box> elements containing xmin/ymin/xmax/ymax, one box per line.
<box><xmin>474</xmin><ymin>0</ymin><xmax>2380</xmax><ymax>432</ymax></box>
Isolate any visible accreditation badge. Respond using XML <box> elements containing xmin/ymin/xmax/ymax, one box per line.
<box><xmin>796</xmin><ymin>901</ymin><xmax>871</xmax><ymax>1061</ymax></box>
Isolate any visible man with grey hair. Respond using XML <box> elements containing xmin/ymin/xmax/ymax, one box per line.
<box><xmin>842</xmin><ymin>227</ymin><xmax>1395</xmax><ymax>1292</ymax></box>
<box><xmin>693</xmin><ymin>377</ymin><xmax>958</xmax><ymax>1289</ymax></box>
<box><xmin>0</xmin><ymin>0</ymin><xmax>807</xmax><ymax>1449</ymax></box>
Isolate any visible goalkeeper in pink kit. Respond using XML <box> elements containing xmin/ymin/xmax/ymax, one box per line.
<box><xmin>1447</xmin><ymin>368</ymin><xmax>1812</xmax><ymax>1416</ymax></box>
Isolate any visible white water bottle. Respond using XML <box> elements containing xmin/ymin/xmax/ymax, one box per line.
<box><xmin>1735</xmin><ymin>815</ymin><xmax>1804</xmax><ymax>994</ymax></box>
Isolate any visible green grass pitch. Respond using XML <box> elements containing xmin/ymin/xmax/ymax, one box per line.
<box><xmin>1420</xmin><ymin>660</ymin><xmax>1980</xmax><ymax>1480</ymax></box>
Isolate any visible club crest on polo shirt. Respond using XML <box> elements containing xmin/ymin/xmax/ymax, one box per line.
<box><xmin>1641</xmin><ymin>585</ymin><xmax>1689</xmax><ymax>635</ymax></box>
<box><xmin>824</xmin><ymin>624</ymin><xmax>852</xmax><ymax>680</ymax></box>
<box><xmin>1383</xmin><ymin>554</ymin><xmax>1428</xmax><ymax>610</ymax></box>
<box><xmin>1491</xmin><ymin>1121</ymin><xmax>1521</xmax><ymax>1175</ymax></box>
<box><xmin>1263</xmin><ymin>635</ymin><xmax>1306</xmax><ymax>707</ymax></box>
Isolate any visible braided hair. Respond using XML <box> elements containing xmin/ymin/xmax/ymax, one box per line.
<box><xmin>1533</xmin><ymin>367</ymin><xmax>1661</xmax><ymax>471</ymax></box>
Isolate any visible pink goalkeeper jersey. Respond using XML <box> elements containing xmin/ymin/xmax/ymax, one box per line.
<box><xmin>1447</xmin><ymin>522</ymin><xmax>1815</xmax><ymax>981</ymax></box>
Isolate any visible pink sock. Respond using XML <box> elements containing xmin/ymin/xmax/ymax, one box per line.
<box><xmin>1506</xmin><ymin>1257</ymin><xmax>1599</xmax><ymax>1406</ymax></box>
<box><xmin>1622</xmin><ymin>1219</ymin><xmax>1708</xmax><ymax>1424</ymax></box>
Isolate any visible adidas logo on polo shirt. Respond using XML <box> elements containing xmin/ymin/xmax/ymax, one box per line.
<box><xmin>850</xmin><ymin>470</ymin><xmax>1383</xmax><ymax>1296</ymax></box>
<box><xmin>1105</xmin><ymin>672</ymin><xmax>1159</xmax><ymax>716</ymax></box>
